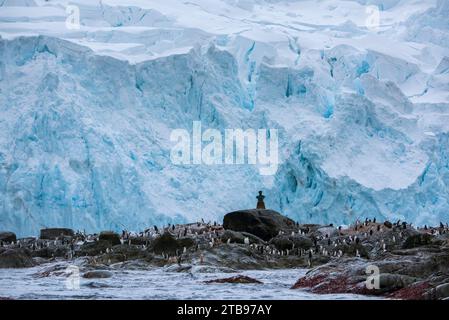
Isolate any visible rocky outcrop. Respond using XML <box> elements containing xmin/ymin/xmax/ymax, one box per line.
<box><xmin>269</xmin><ymin>234</ymin><xmax>313</xmax><ymax>251</ymax></box>
<box><xmin>78</xmin><ymin>240</ymin><xmax>112</xmax><ymax>256</ymax></box>
<box><xmin>40</xmin><ymin>228</ymin><xmax>74</xmax><ymax>240</ymax></box>
<box><xmin>0</xmin><ymin>248</ymin><xmax>35</xmax><ymax>268</ymax></box>
<box><xmin>223</xmin><ymin>209</ymin><xmax>296</xmax><ymax>241</ymax></box>
<box><xmin>0</xmin><ymin>232</ymin><xmax>17</xmax><ymax>243</ymax></box>
<box><xmin>291</xmin><ymin>246</ymin><xmax>449</xmax><ymax>299</ymax></box>
<box><xmin>99</xmin><ymin>231</ymin><xmax>121</xmax><ymax>246</ymax></box>
<box><xmin>82</xmin><ymin>270</ymin><xmax>113</xmax><ymax>279</ymax></box>
<box><xmin>151</xmin><ymin>232</ymin><xmax>195</xmax><ymax>254</ymax></box>
<box><xmin>204</xmin><ymin>275</ymin><xmax>263</xmax><ymax>284</ymax></box>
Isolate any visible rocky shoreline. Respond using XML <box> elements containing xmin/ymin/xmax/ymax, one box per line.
<box><xmin>1</xmin><ymin>209</ymin><xmax>449</xmax><ymax>300</ymax></box>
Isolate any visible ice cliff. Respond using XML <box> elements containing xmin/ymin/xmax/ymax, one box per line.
<box><xmin>0</xmin><ymin>0</ymin><xmax>448</xmax><ymax>236</ymax></box>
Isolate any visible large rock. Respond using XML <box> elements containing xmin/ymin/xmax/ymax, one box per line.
<box><xmin>40</xmin><ymin>228</ymin><xmax>74</xmax><ymax>240</ymax></box>
<box><xmin>270</xmin><ymin>234</ymin><xmax>313</xmax><ymax>251</ymax></box>
<box><xmin>99</xmin><ymin>231</ymin><xmax>121</xmax><ymax>245</ymax></box>
<box><xmin>384</xmin><ymin>221</ymin><xmax>393</xmax><ymax>228</ymax></box>
<box><xmin>82</xmin><ymin>270</ymin><xmax>113</xmax><ymax>279</ymax></box>
<box><xmin>204</xmin><ymin>275</ymin><xmax>263</xmax><ymax>284</ymax></box>
<box><xmin>0</xmin><ymin>232</ymin><xmax>16</xmax><ymax>243</ymax></box>
<box><xmin>223</xmin><ymin>209</ymin><xmax>296</xmax><ymax>241</ymax></box>
<box><xmin>151</xmin><ymin>232</ymin><xmax>195</xmax><ymax>254</ymax></box>
<box><xmin>0</xmin><ymin>248</ymin><xmax>35</xmax><ymax>268</ymax></box>
<box><xmin>435</xmin><ymin>283</ymin><xmax>449</xmax><ymax>299</ymax></box>
<box><xmin>379</xmin><ymin>273</ymin><xmax>416</xmax><ymax>293</ymax></box>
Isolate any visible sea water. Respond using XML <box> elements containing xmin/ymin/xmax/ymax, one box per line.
<box><xmin>0</xmin><ymin>263</ymin><xmax>378</xmax><ymax>300</ymax></box>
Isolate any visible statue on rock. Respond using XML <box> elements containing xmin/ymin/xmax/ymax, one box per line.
<box><xmin>256</xmin><ymin>191</ymin><xmax>266</xmax><ymax>209</ymax></box>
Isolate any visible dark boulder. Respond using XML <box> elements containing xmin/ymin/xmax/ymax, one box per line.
<box><xmin>204</xmin><ymin>275</ymin><xmax>262</xmax><ymax>284</ymax></box>
<box><xmin>0</xmin><ymin>248</ymin><xmax>35</xmax><ymax>268</ymax></box>
<box><xmin>82</xmin><ymin>270</ymin><xmax>113</xmax><ymax>279</ymax></box>
<box><xmin>384</xmin><ymin>221</ymin><xmax>393</xmax><ymax>228</ymax></box>
<box><xmin>99</xmin><ymin>231</ymin><xmax>121</xmax><ymax>246</ymax></box>
<box><xmin>269</xmin><ymin>236</ymin><xmax>293</xmax><ymax>251</ymax></box>
<box><xmin>0</xmin><ymin>232</ymin><xmax>16</xmax><ymax>243</ymax></box>
<box><xmin>435</xmin><ymin>283</ymin><xmax>449</xmax><ymax>299</ymax></box>
<box><xmin>151</xmin><ymin>233</ymin><xmax>194</xmax><ymax>254</ymax></box>
<box><xmin>223</xmin><ymin>209</ymin><xmax>296</xmax><ymax>241</ymax></box>
<box><xmin>378</xmin><ymin>273</ymin><xmax>416</xmax><ymax>293</ymax></box>
<box><xmin>290</xmin><ymin>235</ymin><xmax>314</xmax><ymax>250</ymax></box>
<box><xmin>40</xmin><ymin>228</ymin><xmax>74</xmax><ymax>240</ymax></box>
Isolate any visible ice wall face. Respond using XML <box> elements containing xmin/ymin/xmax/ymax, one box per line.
<box><xmin>0</xmin><ymin>1</ymin><xmax>448</xmax><ymax>236</ymax></box>
<box><xmin>0</xmin><ymin>36</ymin><xmax>266</xmax><ymax>236</ymax></box>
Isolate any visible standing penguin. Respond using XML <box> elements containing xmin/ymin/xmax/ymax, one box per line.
<box><xmin>308</xmin><ymin>250</ymin><xmax>313</xmax><ymax>268</ymax></box>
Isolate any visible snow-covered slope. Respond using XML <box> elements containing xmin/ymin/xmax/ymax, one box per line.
<box><xmin>0</xmin><ymin>0</ymin><xmax>448</xmax><ymax>236</ymax></box>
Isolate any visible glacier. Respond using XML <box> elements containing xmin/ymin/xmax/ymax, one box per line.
<box><xmin>0</xmin><ymin>0</ymin><xmax>448</xmax><ymax>236</ymax></box>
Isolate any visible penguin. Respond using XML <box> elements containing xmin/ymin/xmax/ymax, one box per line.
<box><xmin>227</xmin><ymin>238</ymin><xmax>231</xmax><ymax>244</ymax></box>
<box><xmin>244</xmin><ymin>237</ymin><xmax>250</xmax><ymax>245</ymax></box>
<box><xmin>370</xmin><ymin>229</ymin><xmax>373</xmax><ymax>236</ymax></box>
<box><xmin>308</xmin><ymin>251</ymin><xmax>313</xmax><ymax>267</ymax></box>
<box><xmin>356</xmin><ymin>249</ymin><xmax>360</xmax><ymax>258</ymax></box>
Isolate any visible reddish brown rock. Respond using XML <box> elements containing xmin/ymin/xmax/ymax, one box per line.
<box><xmin>388</xmin><ymin>281</ymin><xmax>430</xmax><ymax>300</ymax></box>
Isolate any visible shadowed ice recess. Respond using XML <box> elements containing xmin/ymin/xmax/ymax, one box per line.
<box><xmin>0</xmin><ymin>0</ymin><xmax>449</xmax><ymax>236</ymax></box>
